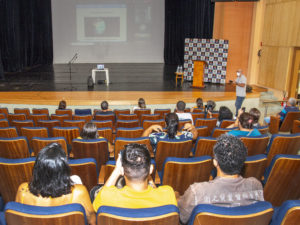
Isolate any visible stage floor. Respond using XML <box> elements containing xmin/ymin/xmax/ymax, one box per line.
<box><xmin>0</xmin><ymin>63</ymin><xmax>266</xmax><ymax>106</ymax></box>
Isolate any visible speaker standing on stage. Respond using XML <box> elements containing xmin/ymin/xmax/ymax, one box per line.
<box><xmin>235</xmin><ymin>69</ymin><xmax>246</xmax><ymax>116</ymax></box>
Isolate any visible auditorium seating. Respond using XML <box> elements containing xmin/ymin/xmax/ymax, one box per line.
<box><xmin>116</xmin><ymin>127</ymin><xmax>144</xmax><ymax>139</ymax></box>
<box><xmin>91</xmin><ymin>120</ymin><xmax>113</xmax><ymax>129</ymax></box>
<box><xmin>36</xmin><ymin>120</ymin><xmax>60</xmax><ymax>137</ymax></box>
<box><xmin>53</xmin><ymin>127</ymin><xmax>80</xmax><ymax>146</ymax></box>
<box><xmin>73</xmin><ymin>114</ymin><xmax>93</xmax><ymax>123</ymax></box>
<box><xmin>55</xmin><ymin>109</ymin><xmax>73</xmax><ymax>118</ymax></box>
<box><xmin>195</xmin><ymin>118</ymin><xmax>217</xmax><ymax>135</ymax></box>
<box><xmin>94</xmin><ymin>114</ymin><xmax>115</xmax><ymax>124</ymax></box>
<box><xmin>62</xmin><ymin>120</ymin><xmax>85</xmax><ymax>131</ymax></box>
<box><xmin>143</xmin><ymin>119</ymin><xmax>165</xmax><ymax>130</ymax></box>
<box><xmin>211</xmin><ymin>127</ymin><xmax>235</xmax><ymax>138</ymax></box>
<box><xmin>154</xmin><ymin>109</ymin><xmax>171</xmax><ymax>119</ymax></box>
<box><xmin>0</xmin><ymin>137</ymin><xmax>30</xmax><ymax>159</ymax></box>
<box><xmin>193</xmin><ymin>137</ymin><xmax>217</xmax><ymax>157</ymax></box>
<box><xmin>28</xmin><ymin>114</ymin><xmax>49</xmax><ymax>126</ymax></box>
<box><xmin>20</xmin><ymin>127</ymin><xmax>48</xmax><ymax>150</ymax></box>
<box><xmin>118</xmin><ymin>114</ymin><xmax>138</xmax><ymax>121</ymax></box>
<box><xmin>14</xmin><ymin>108</ymin><xmax>30</xmax><ymax>118</ymax></box>
<box><xmin>51</xmin><ymin>114</ymin><xmax>71</xmax><ymax>125</ymax></box>
<box><xmin>241</xmin><ymin>154</ymin><xmax>267</xmax><ymax>180</ymax></box>
<box><xmin>32</xmin><ymin>108</ymin><xmax>49</xmax><ymax>117</ymax></box>
<box><xmin>0</xmin><ymin>107</ymin><xmax>9</xmax><ymax>118</ymax></box>
<box><xmin>11</xmin><ymin>120</ymin><xmax>34</xmax><ymax>134</ymax></box>
<box><xmin>269</xmin><ymin>111</ymin><xmax>300</xmax><ymax>134</ymax></box>
<box><xmin>178</xmin><ymin>119</ymin><xmax>192</xmax><ymax>130</ymax></box>
<box><xmin>116</xmin><ymin>119</ymin><xmax>139</xmax><ymax>129</ymax></box>
<box><xmin>97</xmin><ymin>127</ymin><xmax>113</xmax><ymax>144</ymax></box>
<box><xmin>239</xmin><ymin>134</ymin><xmax>270</xmax><ymax>156</ymax></box>
<box><xmin>114</xmin><ymin>109</ymin><xmax>130</xmax><ymax>118</ymax></box>
<box><xmin>31</xmin><ymin>137</ymin><xmax>68</xmax><ymax>156</ymax></box>
<box><xmin>133</xmin><ymin>108</ymin><xmax>151</xmax><ymax>120</ymax></box>
<box><xmin>0</xmin><ymin>119</ymin><xmax>9</xmax><ymax>127</ymax></box>
<box><xmin>270</xmin><ymin>200</ymin><xmax>300</xmax><ymax>225</ymax></box>
<box><xmin>0</xmin><ymin>127</ymin><xmax>18</xmax><ymax>138</ymax></box>
<box><xmin>219</xmin><ymin>119</ymin><xmax>235</xmax><ymax>128</ymax></box>
<box><xmin>195</xmin><ymin>126</ymin><xmax>210</xmax><ymax>137</ymax></box>
<box><xmin>140</xmin><ymin>114</ymin><xmax>160</xmax><ymax>125</ymax></box>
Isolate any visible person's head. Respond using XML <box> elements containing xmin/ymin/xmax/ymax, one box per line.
<box><xmin>249</xmin><ymin>108</ymin><xmax>261</xmax><ymax>124</ymax></box>
<box><xmin>218</xmin><ymin>106</ymin><xmax>233</xmax><ymax>121</ymax></box>
<box><xmin>121</xmin><ymin>143</ymin><xmax>152</xmax><ymax>182</ymax></box>
<box><xmin>29</xmin><ymin>143</ymin><xmax>72</xmax><ymax>198</ymax></box>
<box><xmin>236</xmin><ymin>69</ymin><xmax>243</xmax><ymax>77</ymax></box>
<box><xmin>58</xmin><ymin>100</ymin><xmax>66</xmax><ymax>110</ymax></box>
<box><xmin>80</xmin><ymin>122</ymin><xmax>98</xmax><ymax>139</ymax></box>
<box><xmin>238</xmin><ymin>112</ymin><xmax>253</xmax><ymax>129</ymax></box>
<box><xmin>206</xmin><ymin>100</ymin><xmax>216</xmax><ymax>111</ymax></box>
<box><xmin>165</xmin><ymin>113</ymin><xmax>179</xmax><ymax>139</ymax></box>
<box><xmin>196</xmin><ymin>98</ymin><xmax>203</xmax><ymax>109</ymax></box>
<box><xmin>287</xmin><ymin>97</ymin><xmax>297</xmax><ymax>107</ymax></box>
<box><xmin>213</xmin><ymin>135</ymin><xmax>247</xmax><ymax>175</ymax></box>
<box><xmin>138</xmin><ymin>98</ymin><xmax>146</xmax><ymax>109</ymax></box>
<box><xmin>176</xmin><ymin>101</ymin><xmax>186</xmax><ymax>112</ymax></box>
<box><xmin>101</xmin><ymin>101</ymin><xmax>109</xmax><ymax>110</ymax></box>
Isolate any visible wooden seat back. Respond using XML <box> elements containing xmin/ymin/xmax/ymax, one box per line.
<box><xmin>116</xmin><ymin>127</ymin><xmax>144</xmax><ymax>139</ymax></box>
<box><xmin>219</xmin><ymin>119</ymin><xmax>235</xmax><ymax>128</ymax></box>
<box><xmin>51</xmin><ymin>114</ymin><xmax>71</xmax><ymax>126</ymax></box>
<box><xmin>0</xmin><ymin>137</ymin><xmax>30</xmax><ymax>159</ymax></box>
<box><xmin>14</xmin><ymin>108</ymin><xmax>30</xmax><ymax>118</ymax></box>
<box><xmin>0</xmin><ymin>127</ymin><xmax>18</xmax><ymax>138</ymax></box>
<box><xmin>73</xmin><ymin>114</ymin><xmax>93</xmax><ymax>123</ymax></box>
<box><xmin>116</xmin><ymin>119</ymin><xmax>139</xmax><ymax>129</ymax></box>
<box><xmin>31</xmin><ymin>137</ymin><xmax>68</xmax><ymax>156</ymax></box>
<box><xmin>91</xmin><ymin>120</ymin><xmax>113</xmax><ymax>129</ymax></box>
<box><xmin>11</xmin><ymin>120</ymin><xmax>34</xmax><ymax>135</ymax></box>
<box><xmin>240</xmin><ymin>135</ymin><xmax>270</xmax><ymax>156</ymax></box>
<box><xmin>55</xmin><ymin>109</ymin><xmax>73</xmax><ymax>119</ymax></box>
<box><xmin>241</xmin><ymin>154</ymin><xmax>267</xmax><ymax>180</ymax></box>
<box><xmin>195</xmin><ymin>126</ymin><xmax>210</xmax><ymax>137</ymax></box>
<box><xmin>62</xmin><ymin>120</ymin><xmax>85</xmax><ymax>131</ymax></box>
<box><xmin>36</xmin><ymin>120</ymin><xmax>60</xmax><ymax>137</ymax></box>
<box><xmin>140</xmin><ymin>114</ymin><xmax>160</xmax><ymax>125</ymax></box>
<box><xmin>8</xmin><ymin>114</ymin><xmax>26</xmax><ymax>125</ymax></box>
<box><xmin>53</xmin><ymin>127</ymin><xmax>80</xmax><ymax>145</ymax></box>
<box><xmin>32</xmin><ymin>108</ymin><xmax>49</xmax><ymax>117</ymax></box>
<box><xmin>20</xmin><ymin>127</ymin><xmax>49</xmax><ymax>150</ymax></box>
<box><xmin>191</xmin><ymin>113</ymin><xmax>205</xmax><ymax>123</ymax></box>
<box><xmin>28</xmin><ymin>114</ymin><xmax>49</xmax><ymax>126</ymax></box>
<box><xmin>0</xmin><ymin>107</ymin><xmax>9</xmax><ymax>118</ymax></box>
<box><xmin>97</xmin><ymin>128</ymin><xmax>113</xmax><ymax>144</ymax></box>
<box><xmin>0</xmin><ymin>119</ymin><xmax>9</xmax><ymax>127</ymax></box>
<box><xmin>195</xmin><ymin>118</ymin><xmax>217</xmax><ymax>135</ymax></box>
<box><xmin>143</xmin><ymin>119</ymin><xmax>166</xmax><ymax>130</ymax></box>
<box><xmin>114</xmin><ymin>109</ymin><xmax>131</xmax><ymax>119</ymax></box>
<box><xmin>154</xmin><ymin>109</ymin><xmax>171</xmax><ymax>119</ymax></box>
<box><xmin>194</xmin><ymin>137</ymin><xmax>217</xmax><ymax>157</ymax></box>
<box><xmin>118</xmin><ymin>114</ymin><xmax>138</xmax><ymax>121</ymax></box>
<box><xmin>292</xmin><ymin>120</ymin><xmax>300</xmax><ymax>133</ymax></box>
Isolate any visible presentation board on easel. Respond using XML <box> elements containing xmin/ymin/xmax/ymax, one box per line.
<box><xmin>191</xmin><ymin>61</ymin><xmax>206</xmax><ymax>88</ymax></box>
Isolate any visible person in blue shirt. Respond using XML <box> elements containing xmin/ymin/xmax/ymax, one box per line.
<box><xmin>227</xmin><ymin>111</ymin><xmax>261</xmax><ymax>137</ymax></box>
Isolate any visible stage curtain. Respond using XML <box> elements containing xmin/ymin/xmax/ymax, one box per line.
<box><xmin>164</xmin><ymin>0</ymin><xmax>215</xmax><ymax>65</ymax></box>
<box><xmin>0</xmin><ymin>0</ymin><xmax>53</xmax><ymax>72</ymax></box>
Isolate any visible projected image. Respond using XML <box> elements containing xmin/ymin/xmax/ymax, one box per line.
<box><xmin>84</xmin><ymin>17</ymin><xmax>120</xmax><ymax>37</ymax></box>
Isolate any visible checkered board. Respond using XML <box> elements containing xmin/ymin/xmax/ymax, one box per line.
<box><xmin>184</xmin><ymin>38</ymin><xmax>229</xmax><ymax>84</ymax></box>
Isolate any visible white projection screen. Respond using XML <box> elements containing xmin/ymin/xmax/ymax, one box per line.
<box><xmin>51</xmin><ymin>0</ymin><xmax>165</xmax><ymax>63</ymax></box>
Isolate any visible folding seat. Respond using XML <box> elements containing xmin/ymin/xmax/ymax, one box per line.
<box><xmin>32</xmin><ymin>108</ymin><xmax>49</xmax><ymax>117</ymax></box>
<box><xmin>195</xmin><ymin>126</ymin><xmax>209</xmax><ymax>137</ymax></box>
<box><xmin>178</xmin><ymin>119</ymin><xmax>192</xmax><ymax>130</ymax></box>
<box><xmin>193</xmin><ymin>137</ymin><xmax>217</xmax><ymax>157</ymax></box>
<box><xmin>73</xmin><ymin>114</ymin><xmax>93</xmax><ymax>123</ymax></box>
<box><xmin>269</xmin><ymin>111</ymin><xmax>300</xmax><ymax>134</ymax></box>
<box><xmin>161</xmin><ymin>156</ymin><xmax>213</xmax><ymax>195</ymax></box>
<box><xmin>62</xmin><ymin>120</ymin><xmax>85</xmax><ymax>131</ymax></box>
<box><xmin>0</xmin><ymin>127</ymin><xmax>18</xmax><ymax>138</ymax></box>
<box><xmin>0</xmin><ymin>107</ymin><xmax>9</xmax><ymax>118</ymax></box>
<box><xmin>219</xmin><ymin>119</ymin><xmax>236</xmax><ymax>128</ymax></box>
<box><xmin>11</xmin><ymin>120</ymin><xmax>34</xmax><ymax>135</ymax></box>
<box><xmin>36</xmin><ymin>120</ymin><xmax>60</xmax><ymax>137</ymax></box>
<box><xmin>188</xmin><ymin>201</ymin><xmax>273</xmax><ymax>225</ymax></box>
<box><xmin>155</xmin><ymin>139</ymin><xmax>192</xmax><ymax>172</ymax></box>
<box><xmin>72</xmin><ymin>138</ymin><xmax>109</xmax><ymax>169</ymax></box>
<box><xmin>69</xmin><ymin>158</ymin><xmax>98</xmax><ymax>191</ymax></box>
<box><xmin>8</xmin><ymin>113</ymin><xmax>26</xmax><ymax>125</ymax></box>
<box><xmin>263</xmin><ymin>154</ymin><xmax>300</xmax><ymax>206</ymax></box>
<box><xmin>118</xmin><ymin>114</ymin><xmax>138</xmax><ymax>121</ymax></box>
<box><xmin>96</xmin><ymin>205</ymin><xmax>179</xmax><ymax>225</ymax></box>
<box><xmin>4</xmin><ymin>202</ymin><xmax>87</xmax><ymax>225</ymax></box>
<box><xmin>20</xmin><ymin>127</ymin><xmax>48</xmax><ymax>150</ymax></box>
<box><xmin>31</xmin><ymin>137</ymin><xmax>68</xmax><ymax>156</ymax></box>
<box><xmin>143</xmin><ymin>119</ymin><xmax>166</xmax><ymax>130</ymax></box>
<box><xmin>192</xmin><ymin>108</ymin><xmax>203</xmax><ymax>113</ymax></box>
<box><xmin>0</xmin><ymin>119</ymin><xmax>9</xmax><ymax>128</ymax></box>
<box><xmin>14</xmin><ymin>108</ymin><xmax>30</xmax><ymax>118</ymax></box>
<box><xmin>28</xmin><ymin>114</ymin><xmax>49</xmax><ymax>126</ymax></box>
<box><xmin>52</xmin><ymin>127</ymin><xmax>80</xmax><ymax>146</ymax></box>
<box><xmin>55</xmin><ymin>109</ymin><xmax>73</xmax><ymax>119</ymax></box>
<box><xmin>257</xmin><ymin>125</ymin><xmax>269</xmax><ymax>134</ymax></box>
<box><xmin>51</xmin><ymin>114</ymin><xmax>71</xmax><ymax>126</ymax></box>
<box><xmin>292</xmin><ymin>120</ymin><xmax>300</xmax><ymax>133</ymax></box>
<box><xmin>116</xmin><ymin>127</ymin><xmax>144</xmax><ymax>139</ymax></box>
<box><xmin>0</xmin><ymin>113</ymin><xmax>5</xmax><ymax>120</ymax></box>
<box><xmin>94</xmin><ymin>114</ymin><xmax>115</xmax><ymax>124</ymax></box>
<box><xmin>191</xmin><ymin>113</ymin><xmax>205</xmax><ymax>123</ymax></box>
<box><xmin>174</xmin><ymin>108</ymin><xmax>191</xmax><ymax>113</ymax></box>
<box><xmin>91</xmin><ymin>120</ymin><xmax>113</xmax><ymax>129</ymax></box>
<box><xmin>140</xmin><ymin>114</ymin><xmax>160</xmax><ymax>125</ymax></box>
<box><xmin>266</xmin><ymin>133</ymin><xmax>300</xmax><ymax>166</ymax></box>
<box><xmin>210</xmin><ymin>112</ymin><xmax>219</xmax><ymax>119</ymax></box>
<box><xmin>74</xmin><ymin>108</ymin><xmax>92</xmax><ymax>115</ymax></box>
<box><xmin>114</xmin><ymin>109</ymin><xmax>130</xmax><ymax>119</ymax></box>
<box><xmin>0</xmin><ymin>157</ymin><xmax>35</xmax><ymax>202</ymax></box>
<box><xmin>97</xmin><ymin>127</ymin><xmax>113</xmax><ymax>144</ymax></box>
<box><xmin>154</xmin><ymin>109</ymin><xmax>171</xmax><ymax>119</ymax></box>
<box><xmin>241</xmin><ymin>154</ymin><xmax>267</xmax><ymax>180</ymax></box>
<box><xmin>270</xmin><ymin>200</ymin><xmax>300</xmax><ymax>225</ymax></box>
<box><xmin>195</xmin><ymin>118</ymin><xmax>217</xmax><ymax>135</ymax></box>
<box><xmin>0</xmin><ymin>137</ymin><xmax>30</xmax><ymax>159</ymax></box>
<box><xmin>211</xmin><ymin>127</ymin><xmax>235</xmax><ymax>138</ymax></box>
<box><xmin>116</xmin><ymin>119</ymin><xmax>139</xmax><ymax>129</ymax></box>
<box><xmin>239</xmin><ymin>134</ymin><xmax>270</xmax><ymax>156</ymax></box>
<box><xmin>133</xmin><ymin>108</ymin><xmax>151</xmax><ymax>120</ymax></box>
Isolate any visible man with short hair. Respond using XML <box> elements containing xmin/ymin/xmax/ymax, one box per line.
<box><xmin>177</xmin><ymin>135</ymin><xmax>264</xmax><ymax>224</ymax></box>
<box><xmin>93</xmin><ymin>144</ymin><xmax>177</xmax><ymax>212</ymax></box>
<box><xmin>235</xmin><ymin>69</ymin><xmax>247</xmax><ymax>116</ymax></box>
<box><xmin>176</xmin><ymin>100</ymin><xmax>194</xmax><ymax>124</ymax></box>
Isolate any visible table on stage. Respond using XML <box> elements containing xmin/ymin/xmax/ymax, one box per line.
<box><xmin>91</xmin><ymin>68</ymin><xmax>110</xmax><ymax>86</ymax></box>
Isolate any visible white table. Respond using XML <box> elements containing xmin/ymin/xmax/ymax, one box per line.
<box><xmin>91</xmin><ymin>68</ymin><xmax>109</xmax><ymax>86</ymax></box>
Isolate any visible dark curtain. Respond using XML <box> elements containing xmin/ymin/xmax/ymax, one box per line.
<box><xmin>164</xmin><ymin>0</ymin><xmax>215</xmax><ymax>65</ymax></box>
<box><xmin>0</xmin><ymin>0</ymin><xmax>53</xmax><ymax>72</ymax></box>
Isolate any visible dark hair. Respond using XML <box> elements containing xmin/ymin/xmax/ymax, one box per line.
<box><xmin>213</xmin><ymin>135</ymin><xmax>247</xmax><ymax>175</ymax></box>
<box><xmin>80</xmin><ymin>122</ymin><xmax>98</xmax><ymax>139</ymax></box>
<box><xmin>218</xmin><ymin>106</ymin><xmax>233</xmax><ymax>121</ymax></box>
<box><xmin>249</xmin><ymin>108</ymin><xmax>261</xmax><ymax>124</ymax></box>
<box><xmin>207</xmin><ymin>100</ymin><xmax>216</xmax><ymax>111</ymax></box>
<box><xmin>101</xmin><ymin>101</ymin><xmax>109</xmax><ymax>110</ymax></box>
<box><xmin>196</xmin><ymin>98</ymin><xmax>203</xmax><ymax>109</ymax></box>
<box><xmin>165</xmin><ymin>113</ymin><xmax>179</xmax><ymax>139</ymax></box>
<box><xmin>58</xmin><ymin>100</ymin><xmax>66</xmax><ymax>110</ymax></box>
<box><xmin>176</xmin><ymin>101</ymin><xmax>186</xmax><ymax>111</ymax></box>
<box><xmin>29</xmin><ymin>143</ymin><xmax>72</xmax><ymax>198</ymax></box>
<box><xmin>121</xmin><ymin>143</ymin><xmax>151</xmax><ymax>181</ymax></box>
<box><xmin>239</xmin><ymin>112</ymin><xmax>253</xmax><ymax>129</ymax></box>
<box><xmin>138</xmin><ymin>98</ymin><xmax>146</xmax><ymax>109</ymax></box>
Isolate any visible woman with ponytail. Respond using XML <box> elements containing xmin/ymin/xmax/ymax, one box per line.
<box><xmin>142</xmin><ymin>113</ymin><xmax>197</xmax><ymax>153</ymax></box>
<box><xmin>227</xmin><ymin>111</ymin><xmax>261</xmax><ymax>137</ymax></box>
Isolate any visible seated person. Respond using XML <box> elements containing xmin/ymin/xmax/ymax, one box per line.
<box><xmin>58</xmin><ymin>100</ymin><xmax>66</xmax><ymax>110</ymax></box>
<box><xmin>93</xmin><ymin>143</ymin><xmax>177</xmax><ymax>212</ymax></box>
<box><xmin>249</xmin><ymin>108</ymin><xmax>261</xmax><ymax>127</ymax></box>
<box><xmin>142</xmin><ymin>113</ymin><xmax>197</xmax><ymax>153</ymax></box>
<box><xmin>78</xmin><ymin>122</ymin><xmax>113</xmax><ymax>153</ymax></box>
<box><xmin>177</xmin><ymin>135</ymin><xmax>264</xmax><ymax>224</ymax></box>
<box><xmin>133</xmin><ymin>98</ymin><xmax>146</xmax><ymax>111</ymax></box>
<box><xmin>216</xmin><ymin>106</ymin><xmax>233</xmax><ymax>127</ymax></box>
<box><xmin>15</xmin><ymin>143</ymin><xmax>96</xmax><ymax>225</ymax></box>
<box><xmin>227</xmin><ymin>111</ymin><xmax>261</xmax><ymax>136</ymax></box>
<box><xmin>205</xmin><ymin>100</ymin><xmax>218</xmax><ymax>118</ymax></box>
<box><xmin>264</xmin><ymin>97</ymin><xmax>299</xmax><ymax>124</ymax></box>
<box><xmin>96</xmin><ymin>101</ymin><xmax>113</xmax><ymax>115</ymax></box>
<box><xmin>190</xmin><ymin>98</ymin><xmax>203</xmax><ymax>112</ymax></box>
<box><xmin>176</xmin><ymin>100</ymin><xmax>193</xmax><ymax>124</ymax></box>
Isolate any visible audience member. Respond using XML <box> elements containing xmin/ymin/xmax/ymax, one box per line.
<box><xmin>205</xmin><ymin>100</ymin><xmax>218</xmax><ymax>118</ymax></box>
<box><xmin>217</xmin><ymin>106</ymin><xmax>233</xmax><ymax>126</ymax></box>
<box><xmin>249</xmin><ymin>108</ymin><xmax>261</xmax><ymax>127</ymax></box>
<box><xmin>176</xmin><ymin>101</ymin><xmax>193</xmax><ymax>124</ymax></box>
<box><xmin>264</xmin><ymin>97</ymin><xmax>299</xmax><ymax>124</ymax></box>
<box><xmin>58</xmin><ymin>100</ymin><xmax>66</xmax><ymax>110</ymax></box>
<box><xmin>93</xmin><ymin>143</ymin><xmax>177</xmax><ymax>212</ymax></box>
<box><xmin>96</xmin><ymin>101</ymin><xmax>113</xmax><ymax>115</ymax></box>
<box><xmin>177</xmin><ymin>135</ymin><xmax>264</xmax><ymax>224</ymax></box>
<box><xmin>133</xmin><ymin>98</ymin><xmax>146</xmax><ymax>111</ymax></box>
<box><xmin>227</xmin><ymin>110</ymin><xmax>261</xmax><ymax>136</ymax></box>
<box><xmin>190</xmin><ymin>98</ymin><xmax>203</xmax><ymax>112</ymax></box>
<box><xmin>15</xmin><ymin>143</ymin><xmax>96</xmax><ymax>225</ymax></box>
<box><xmin>142</xmin><ymin>113</ymin><xmax>197</xmax><ymax>153</ymax></box>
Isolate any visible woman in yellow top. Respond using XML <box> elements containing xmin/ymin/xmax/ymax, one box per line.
<box><xmin>15</xmin><ymin>143</ymin><xmax>96</xmax><ymax>225</ymax></box>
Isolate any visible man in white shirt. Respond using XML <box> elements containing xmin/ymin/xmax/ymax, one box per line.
<box><xmin>235</xmin><ymin>69</ymin><xmax>247</xmax><ymax>116</ymax></box>
<box><xmin>176</xmin><ymin>101</ymin><xmax>193</xmax><ymax>124</ymax></box>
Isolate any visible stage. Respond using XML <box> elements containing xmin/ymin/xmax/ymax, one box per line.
<box><xmin>0</xmin><ymin>63</ymin><xmax>265</xmax><ymax>106</ymax></box>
